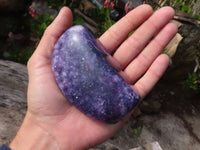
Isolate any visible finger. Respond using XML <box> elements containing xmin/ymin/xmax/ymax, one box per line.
<box><xmin>124</xmin><ymin>22</ymin><xmax>177</xmax><ymax>83</ymax></box>
<box><xmin>34</xmin><ymin>7</ymin><xmax>73</xmax><ymax>60</ymax></box>
<box><xmin>132</xmin><ymin>54</ymin><xmax>170</xmax><ymax>99</ymax></box>
<box><xmin>113</xmin><ymin>6</ymin><xmax>175</xmax><ymax>69</ymax></box>
<box><xmin>99</xmin><ymin>4</ymin><xmax>153</xmax><ymax>53</ymax></box>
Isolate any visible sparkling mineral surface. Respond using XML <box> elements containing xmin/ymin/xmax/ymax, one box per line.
<box><xmin>52</xmin><ymin>25</ymin><xmax>140</xmax><ymax>123</ymax></box>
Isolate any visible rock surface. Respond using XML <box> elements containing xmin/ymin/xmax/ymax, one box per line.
<box><xmin>130</xmin><ymin>141</ymin><xmax>163</xmax><ymax>150</ymax></box>
<box><xmin>91</xmin><ymin>111</ymin><xmax>200</xmax><ymax>150</ymax></box>
<box><xmin>192</xmin><ymin>0</ymin><xmax>200</xmax><ymax>15</ymax></box>
<box><xmin>0</xmin><ymin>60</ymin><xmax>27</xmax><ymax>145</ymax></box>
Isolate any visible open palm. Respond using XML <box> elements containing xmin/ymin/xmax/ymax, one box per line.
<box><xmin>26</xmin><ymin>5</ymin><xmax>177</xmax><ymax>150</ymax></box>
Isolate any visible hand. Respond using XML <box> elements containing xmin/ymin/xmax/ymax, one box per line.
<box><xmin>10</xmin><ymin>5</ymin><xmax>177</xmax><ymax>150</ymax></box>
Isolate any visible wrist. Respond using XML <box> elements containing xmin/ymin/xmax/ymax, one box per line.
<box><xmin>9</xmin><ymin>112</ymin><xmax>60</xmax><ymax>150</ymax></box>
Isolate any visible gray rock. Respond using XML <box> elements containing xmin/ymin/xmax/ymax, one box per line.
<box><xmin>192</xmin><ymin>0</ymin><xmax>200</xmax><ymax>15</ymax></box>
<box><xmin>91</xmin><ymin>112</ymin><xmax>200</xmax><ymax>150</ymax></box>
<box><xmin>130</xmin><ymin>141</ymin><xmax>163</xmax><ymax>150</ymax></box>
<box><xmin>0</xmin><ymin>60</ymin><xmax>27</xmax><ymax>145</ymax></box>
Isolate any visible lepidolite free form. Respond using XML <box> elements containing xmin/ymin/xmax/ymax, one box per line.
<box><xmin>52</xmin><ymin>25</ymin><xmax>140</xmax><ymax>123</ymax></box>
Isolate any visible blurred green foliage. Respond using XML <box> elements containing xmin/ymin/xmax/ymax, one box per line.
<box><xmin>195</xmin><ymin>15</ymin><xmax>200</xmax><ymax>21</ymax></box>
<box><xmin>165</xmin><ymin>0</ymin><xmax>192</xmax><ymax>13</ymax></box>
<box><xmin>73</xmin><ymin>17</ymin><xmax>85</xmax><ymax>25</ymax></box>
<box><xmin>3</xmin><ymin>46</ymin><xmax>34</xmax><ymax>64</ymax></box>
<box><xmin>184</xmin><ymin>45</ymin><xmax>200</xmax><ymax>93</ymax></box>
<box><xmin>103</xmin><ymin>19</ymin><xmax>115</xmax><ymax>32</ymax></box>
<box><xmin>162</xmin><ymin>48</ymin><xmax>171</xmax><ymax>59</ymax></box>
<box><xmin>90</xmin><ymin>7</ymin><xmax>115</xmax><ymax>32</ymax></box>
<box><xmin>31</xmin><ymin>14</ymin><xmax>55</xmax><ymax>38</ymax></box>
<box><xmin>47</xmin><ymin>0</ymin><xmax>66</xmax><ymax>9</ymax></box>
<box><xmin>176</xmin><ymin>0</ymin><xmax>191</xmax><ymax>13</ymax></box>
<box><xmin>184</xmin><ymin>72</ymin><xmax>200</xmax><ymax>91</ymax></box>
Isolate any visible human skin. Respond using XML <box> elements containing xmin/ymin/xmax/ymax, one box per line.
<box><xmin>9</xmin><ymin>4</ymin><xmax>177</xmax><ymax>150</ymax></box>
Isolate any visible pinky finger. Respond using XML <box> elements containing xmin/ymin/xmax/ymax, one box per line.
<box><xmin>132</xmin><ymin>54</ymin><xmax>170</xmax><ymax>99</ymax></box>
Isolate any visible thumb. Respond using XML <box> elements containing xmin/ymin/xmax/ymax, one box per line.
<box><xmin>28</xmin><ymin>7</ymin><xmax>73</xmax><ymax>69</ymax></box>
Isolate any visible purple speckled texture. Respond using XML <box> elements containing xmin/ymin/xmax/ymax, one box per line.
<box><xmin>52</xmin><ymin>25</ymin><xmax>140</xmax><ymax>123</ymax></box>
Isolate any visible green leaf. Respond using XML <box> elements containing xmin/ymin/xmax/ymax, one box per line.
<box><xmin>133</xmin><ymin>126</ymin><xmax>142</xmax><ymax>137</ymax></box>
<box><xmin>195</xmin><ymin>15</ymin><xmax>200</xmax><ymax>21</ymax></box>
<box><xmin>73</xmin><ymin>17</ymin><xmax>85</xmax><ymax>26</ymax></box>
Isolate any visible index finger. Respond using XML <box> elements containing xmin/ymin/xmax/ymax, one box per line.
<box><xmin>99</xmin><ymin>4</ymin><xmax>153</xmax><ymax>54</ymax></box>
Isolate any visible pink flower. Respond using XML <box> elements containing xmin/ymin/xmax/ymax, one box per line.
<box><xmin>104</xmin><ymin>0</ymin><xmax>115</xmax><ymax>10</ymax></box>
<box><xmin>8</xmin><ymin>32</ymin><xmax>14</xmax><ymax>39</ymax></box>
<box><xmin>104</xmin><ymin>0</ymin><xmax>108</xmax><ymax>8</ymax></box>
<box><xmin>110</xmin><ymin>1</ymin><xmax>114</xmax><ymax>10</ymax></box>
<box><xmin>29</xmin><ymin>4</ymin><xmax>36</xmax><ymax>17</ymax></box>
<box><xmin>125</xmin><ymin>1</ymin><xmax>133</xmax><ymax>14</ymax></box>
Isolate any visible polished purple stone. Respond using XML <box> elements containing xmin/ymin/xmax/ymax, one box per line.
<box><xmin>52</xmin><ymin>25</ymin><xmax>140</xmax><ymax>123</ymax></box>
